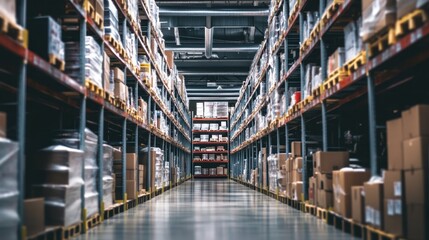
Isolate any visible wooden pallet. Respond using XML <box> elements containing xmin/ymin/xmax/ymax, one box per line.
<box><xmin>288</xmin><ymin>0</ymin><xmax>300</xmax><ymax>26</ymax></box>
<box><xmin>115</xmin><ymin>98</ymin><xmax>127</xmax><ymax>110</ymax></box>
<box><xmin>305</xmin><ymin>203</ymin><xmax>316</xmax><ymax>215</ymax></box>
<box><xmin>105</xmin><ymin>91</ymin><xmax>115</xmax><ymax>105</ymax></box>
<box><xmin>343</xmin><ymin>51</ymin><xmax>367</xmax><ymax>74</ymax></box>
<box><xmin>83</xmin><ymin>0</ymin><xmax>95</xmax><ymax>18</ymax></box>
<box><xmin>367</xmin><ymin>27</ymin><xmax>396</xmax><ymax>58</ymax></box>
<box><xmin>323</xmin><ymin>68</ymin><xmax>349</xmax><ymax>90</ymax></box>
<box><xmin>320</xmin><ymin>0</ymin><xmax>344</xmax><ymax>27</ymax></box>
<box><xmin>27</xmin><ymin>226</ymin><xmax>62</xmax><ymax>240</ymax></box>
<box><xmin>49</xmin><ymin>54</ymin><xmax>65</xmax><ymax>71</ymax></box>
<box><xmin>62</xmin><ymin>222</ymin><xmax>81</xmax><ymax>240</ymax></box>
<box><xmin>0</xmin><ymin>11</ymin><xmax>28</xmax><ymax>47</ymax></box>
<box><xmin>316</xmin><ymin>207</ymin><xmax>328</xmax><ymax>221</ymax></box>
<box><xmin>105</xmin><ymin>34</ymin><xmax>127</xmax><ymax>58</ymax></box>
<box><xmin>395</xmin><ymin>9</ymin><xmax>428</xmax><ymax>37</ymax></box>
<box><xmin>366</xmin><ymin>225</ymin><xmax>404</xmax><ymax>240</ymax></box>
<box><xmin>85</xmin><ymin>213</ymin><xmax>101</xmax><ymax>230</ymax></box>
<box><xmin>85</xmin><ymin>79</ymin><xmax>104</xmax><ymax>97</ymax></box>
<box><xmin>95</xmin><ymin>12</ymin><xmax>104</xmax><ymax>30</ymax></box>
<box><xmin>312</xmin><ymin>84</ymin><xmax>323</xmax><ymax>97</ymax></box>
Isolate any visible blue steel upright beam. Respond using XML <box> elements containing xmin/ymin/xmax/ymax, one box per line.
<box><xmin>146</xmin><ymin>97</ymin><xmax>152</xmax><ymax>192</ymax></box>
<box><xmin>299</xmin><ymin>12</ymin><xmax>308</xmax><ymax>200</ymax></box>
<box><xmin>122</xmin><ymin>119</ymin><xmax>127</xmax><ymax>201</ymax></box>
<box><xmin>17</xmin><ymin>0</ymin><xmax>27</xmax><ymax>239</ymax></box>
<box><xmin>367</xmin><ymin>72</ymin><xmax>378</xmax><ymax>176</ymax></box>
<box><xmin>320</xmin><ymin>0</ymin><xmax>328</xmax><ymax>151</ymax></box>
<box><xmin>79</xmin><ymin>16</ymin><xmax>87</xmax><ymax>225</ymax></box>
<box><xmin>97</xmin><ymin>108</ymin><xmax>104</xmax><ymax>215</ymax></box>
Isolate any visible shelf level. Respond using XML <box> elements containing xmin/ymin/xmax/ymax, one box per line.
<box><xmin>194</xmin><ymin>175</ymin><xmax>228</xmax><ymax>178</ymax></box>
<box><xmin>192</xmin><ymin>118</ymin><xmax>228</xmax><ymax>121</ymax></box>
<box><xmin>192</xmin><ymin>160</ymin><xmax>229</xmax><ymax>163</ymax></box>
<box><xmin>193</xmin><ymin>151</ymin><xmax>228</xmax><ymax>154</ymax></box>
<box><xmin>192</xmin><ymin>141</ymin><xmax>228</xmax><ymax>145</ymax></box>
<box><xmin>192</xmin><ymin>130</ymin><xmax>228</xmax><ymax>133</ymax></box>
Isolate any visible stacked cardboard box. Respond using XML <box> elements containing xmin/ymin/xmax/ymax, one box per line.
<box><xmin>113</xmin><ymin>67</ymin><xmax>127</xmax><ymax>102</ymax></box>
<box><xmin>333</xmin><ymin>169</ymin><xmax>371</xmax><ymax>218</ymax></box>
<box><xmin>282</xmin><ymin>142</ymin><xmax>301</xmax><ymax>199</ymax></box>
<box><xmin>364</xmin><ymin>180</ymin><xmax>384</xmax><ymax>230</ymax></box>
<box><xmin>24</xmin><ymin>198</ymin><xmax>45</xmax><ymax>237</ymax></box>
<box><xmin>313</xmin><ymin>151</ymin><xmax>349</xmax><ymax>209</ymax></box>
<box><xmin>352</xmin><ymin>186</ymin><xmax>365</xmax><ymax>223</ymax></box>
<box><xmin>361</xmin><ymin>0</ymin><xmax>396</xmax><ymax>42</ymax></box>
<box><xmin>140</xmin><ymin>148</ymin><xmax>157</xmax><ymax>192</ymax></box>
<box><xmin>384</xmin><ymin>104</ymin><xmax>429</xmax><ymax>239</ymax></box>
<box><xmin>102</xmin><ymin>144</ymin><xmax>114</xmax><ymax>209</ymax></box>
<box><xmin>126</xmin><ymin>153</ymin><xmax>138</xmax><ymax>199</ymax></box>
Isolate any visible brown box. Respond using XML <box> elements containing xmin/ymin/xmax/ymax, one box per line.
<box><xmin>139</xmin><ymin>164</ymin><xmax>144</xmax><ymax>171</ymax></box>
<box><xmin>278</xmin><ymin>153</ymin><xmax>287</xmax><ymax>168</ymax></box>
<box><xmin>313</xmin><ymin>151</ymin><xmax>349</xmax><ymax>174</ymax></box>
<box><xmin>309</xmin><ymin>176</ymin><xmax>316</xmax><ymax>204</ymax></box>
<box><xmin>317</xmin><ymin>173</ymin><xmax>333</xmax><ymax>191</ymax></box>
<box><xmin>217</xmin><ymin>167</ymin><xmax>223</xmax><ymax>175</ymax></box>
<box><xmin>37</xmin><ymin>149</ymin><xmax>83</xmax><ymax>185</ymax></box>
<box><xmin>352</xmin><ymin>186</ymin><xmax>365</xmax><ymax>223</ymax></box>
<box><xmin>406</xmin><ymin>204</ymin><xmax>428</xmax><ymax>240</ymax></box>
<box><xmin>165</xmin><ymin>50</ymin><xmax>174</xmax><ymax>69</ymax></box>
<box><xmin>402</xmin><ymin>104</ymin><xmax>429</xmax><ymax>139</ymax></box>
<box><xmin>291</xmin><ymin>141</ymin><xmax>301</xmax><ymax>157</ymax></box>
<box><xmin>294</xmin><ymin>157</ymin><xmax>303</xmax><ymax>170</ymax></box>
<box><xmin>364</xmin><ymin>182</ymin><xmax>384</xmax><ymax>230</ymax></box>
<box><xmin>384</xmin><ymin>198</ymin><xmax>405</xmax><ymax>236</ymax></box>
<box><xmin>292</xmin><ymin>181</ymin><xmax>303</xmax><ymax>201</ymax></box>
<box><xmin>126</xmin><ymin>153</ymin><xmax>137</xmax><ymax>170</ymax></box>
<box><xmin>386</xmin><ymin>118</ymin><xmax>404</xmax><ymax>170</ymax></box>
<box><xmin>361</xmin><ymin>0</ymin><xmax>396</xmax><ymax>42</ymax></box>
<box><xmin>396</xmin><ymin>0</ymin><xmax>417</xmax><ymax>19</ymax></box>
<box><xmin>384</xmin><ymin>170</ymin><xmax>404</xmax><ymax>199</ymax></box>
<box><xmin>333</xmin><ymin>170</ymin><xmax>371</xmax><ymax>217</ymax></box>
<box><xmin>114</xmin><ymin>80</ymin><xmax>127</xmax><ymax>101</ymax></box>
<box><xmin>292</xmin><ymin>169</ymin><xmax>302</xmax><ymax>182</ymax></box>
<box><xmin>287</xmin><ymin>182</ymin><xmax>293</xmax><ymax>198</ymax></box>
<box><xmin>141</xmin><ymin>150</ymin><xmax>156</xmax><ymax>191</ymax></box>
<box><xmin>126</xmin><ymin>180</ymin><xmax>137</xmax><ymax>199</ymax></box>
<box><xmin>24</xmin><ymin>198</ymin><xmax>45</xmax><ymax>237</ymax></box>
<box><xmin>405</xmin><ymin>169</ymin><xmax>427</xmax><ymax>204</ymax></box>
<box><xmin>403</xmin><ymin>137</ymin><xmax>429</xmax><ymax>170</ymax></box>
<box><xmin>113</xmin><ymin>148</ymin><xmax>121</xmax><ymax>160</ymax></box>
<box><xmin>0</xmin><ymin>112</ymin><xmax>5</xmax><ymax>138</ymax></box>
<box><xmin>317</xmin><ymin>190</ymin><xmax>333</xmax><ymax>209</ymax></box>
<box><xmin>126</xmin><ymin>170</ymin><xmax>137</xmax><ymax>181</ymax></box>
<box><xmin>113</xmin><ymin>67</ymin><xmax>124</xmax><ymax>82</ymax></box>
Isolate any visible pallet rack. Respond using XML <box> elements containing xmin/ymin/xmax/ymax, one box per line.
<box><xmin>0</xmin><ymin>0</ymin><xmax>192</xmax><ymax>239</ymax></box>
<box><xmin>230</xmin><ymin>0</ymin><xmax>429</xmax><ymax>238</ymax></box>
<box><xmin>191</xmin><ymin>116</ymin><xmax>230</xmax><ymax>178</ymax></box>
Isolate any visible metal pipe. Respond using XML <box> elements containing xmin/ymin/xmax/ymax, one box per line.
<box><xmin>205</xmin><ymin>27</ymin><xmax>213</xmax><ymax>58</ymax></box>
<box><xmin>187</xmin><ymin>92</ymin><xmax>239</xmax><ymax>96</ymax></box>
<box><xmin>188</xmin><ymin>97</ymin><xmax>238</xmax><ymax>101</ymax></box>
<box><xmin>367</xmin><ymin>73</ymin><xmax>378</xmax><ymax>176</ymax></box>
<box><xmin>159</xmin><ymin>7</ymin><xmax>269</xmax><ymax>17</ymax></box>
<box><xmin>187</xmin><ymin>88</ymin><xmax>241</xmax><ymax>91</ymax></box>
<box><xmin>166</xmin><ymin>45</ymin><xmax>259</xmax><ymax>52</ymax></box>
<box><xmin>179</xmin><ymin>71</ymin><xmax>248</xmax><ymax>76</ymax></box>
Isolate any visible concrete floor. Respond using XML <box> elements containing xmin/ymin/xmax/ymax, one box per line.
<box><xmin>76</xmin><ymin>180</ymin><xmax>358</xmax><ymax>240</ymax></box>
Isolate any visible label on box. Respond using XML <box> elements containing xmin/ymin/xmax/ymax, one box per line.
<box><xmin>365</xmin><ymin>206</ymin><xmax>373</xmax><ymax>224</ymax></box>
<box><xmin>387</xmin><ymin>199</ymin><xmax>395</xmax><ymax>216</ymax></box>
<box><xmin>375</xmin><ymin>210</ymin><xmax>380</xmax><ymax>227</ymax></box>
<box><xmin>394</xmin><ymin>199</ymin><xmax>402</xmax><ymax>215</ymax></box>
<box><xmin>394</xmin><ymin>181</ymin><xmax>402</xmax><ymax>197</ymax></box>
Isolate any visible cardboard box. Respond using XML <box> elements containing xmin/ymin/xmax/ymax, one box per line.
<box><xmin>402</xmin><ymin>104</ymin><xmax>429</xmax><ymax>139</ymax></box>
<box><xmin>24</xmin><ymin>198</ymin><xmax>45</xmax><ymax>237</ymax></box>
<box><xmin>386</xmin><ymin>118</ymin><xmax>404</xmax><ymax>170</ymax></box>
<box><xmin>0</xmin><ymin>111</ymin><xmax>6</xmax><ymax>138</ymax></box>
<box><xmin>317</xmin><ymin>190</ymin><xmax>333</xmax><ymax>209</ymax></box>
<box><xmin>405</xmin><ymin>169</ymin><xmax>427</xmax><ymax>204</ymax></box>
<box><xmin>361</xmin><ymin>0</ymin><xmax>396</xmax><ymax>42</ymax></box>
<box><xmin>317</xmin><ymin>173</ymin><xmax>333</xmax><ymax>191</ymax></box>
<box><xmin>384</xmin><ymin>170</ymin><xmax>403</xmax><ymax>199</ymax></box>
<box><xmin>384</xmin><ymin>198</ymin><xmax>405</xmax><ymax>236</ymax></box>
<box><xmin>396</xmin><ymin>0</ymin><xmax>417</xmax><ymax>19</ymax></box>
<box><xmin>364</xmin><ymin>182</ymin><xmax>384</xmax><ymax>229</ymax></box>
<box><xmin>313</xmin><ymin>151</ymin><xmax>349</xmax><ymax>174</ymax></box>
<box><xmin>278</xmin><ymin>153</ymin><xmax>287</xmax><ymax>168</ymax></box>
<box><xmin>113</xmin><ymin>148</ymin><xmax>121</xmax><ymax>160</ymax></box>
<box><xmin>294</xmin><ymin>157</ymin><xmax>303</xmax><ymax>170</ymax></box>
<box><xmin>113</xmin><ymin>67</ymin><xmax>124</xmax><ymax>82</ymax></box>
<box><xmin>291</xmin><ymin>141</ymin><xmax>301</xmax><ymax>157</ymax></box>
<box><xmin>333</xmin><ymin>170</ymin><xmax>371</xmax><ymax>217</ymax></box>
<box><xmin>403</xmin><ymin>137</ymin><xmax>429</xmax><ymax>170</ymax></box>
<box><xmin>292</xmin><ymin>181</ymin><xmax>303</xmax><ymax>201</ymax></box>
<box><xmin>165</xmin><ymin>50</ymin><xmax>174</xmax><ymax>69</ymax></box>
<box><xmin>352</xmin><ymin>186</ymin><xmax>365</xmax><ymax>223</ymax></box>
<box><xmin>328</xmin><ymin>47</ymin><xmax>345</xmax><ymax>74</ymax></box>
<box><xmin>126</xmin><ymin>153</ymin><xmax>137</xmax><ymax>169</ymax></box>
<box><xmin>126</xmin><ymin>180</ymin><xmax>137</xmax><ymax>199</ymax></box>
<box><xmin>309</xmin><ymin>176</ymin><xmax>316</xmax><ymax>204</ymax></box>
<box><xmin>114</xmin><ymin>80</ymin><xmax>127</xmax><ymax>102</ymax></box>
<box><xmin>126</xmin><ymin>170</ymin><xmax>137</xmax><ymax>181</ymax></box>
<box><xmin>406</xmin><ymin>204</ymin><xmax>427</xmax><ymax>240</ymax></box>
<box><xmin>292</xmin><ymin>169</ymin><xmax>302</xmax><ymax>182</ymax></box>
<box><xmin>140</xmin><ymin>150</ymin><xmax>156</xmax><ymax>191</ymax></box>
<box><xmin>217</xmin><ymin>167</ymin><xmax>223</xmax><ymax>175</ymax></box>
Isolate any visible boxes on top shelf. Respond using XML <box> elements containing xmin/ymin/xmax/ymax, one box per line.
<box><xmin>29</xmin><ymin>16</ymin><xmax>65</xmax><ymax>63</ymax></box>
<box><xmin>361</xmin><ymin>0</ymin><xmax>396</xmax><ymax>42</ymax></box>
<box><xmin>0</xmin><ymin>0</ymin><xmax>16</xmax><ymax>24</ymax></box>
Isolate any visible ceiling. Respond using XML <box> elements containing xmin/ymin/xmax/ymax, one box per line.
<box><xmin>157</xmin><ymin>0</ymin><xmax>270</xmax><ymax>102</ymax></box>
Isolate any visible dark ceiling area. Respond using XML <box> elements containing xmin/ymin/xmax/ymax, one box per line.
<box><xmin>157</xmin><ymin>0</ymin><xmax>270</xmax><ymax>102</ymax></box>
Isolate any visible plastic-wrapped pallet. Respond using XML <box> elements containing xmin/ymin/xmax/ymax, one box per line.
<box><xmin>361</xmin><ymin>0</ymin><xmax>396</xmax><ymax>42</ymax></box>
<box><xmin>32</xmin><ymin>145</ymin><xmax>84</xmax><ymax>227</ymax></box>
<box><xmin>52</xmin><ymin>128</ymin><xmax>99</xmax><ymax>218</ymax></box>
<box><xmin>204</xmin><ymin>102</ymin><xmax>214</xmax><ymax>118</ymax></box>
<box><xmin>215</xmin><ymin>102</ymin><xmax>229</xmax><ymax>118</ymax></box>
<box><xmin>102</xmin><ymin>144</ymin><xmax>114</xmax><ymax>209</ymax></box>
<box><xmin>85</xmin><ymin>36</ymin><xmax>103</xmax><ymax>87</ymax></box>
<box><xmin>104</xmin><ymin>0</ymin><xmax>121</xmax><ymax>42</ymax></box>
<box><xmin>154</xmin><ymin>148</ymin><xmax>164</xmax><ymax>189</ymax></box>
<box><xmin>0</xmin><ymin>138</ymin><xmax>19</xmax><ymax>240</ymax></box>
<box><xmin>268</xmin><ymin>154</ymin><xmax>278</xmax><ymax>191</ymax></box>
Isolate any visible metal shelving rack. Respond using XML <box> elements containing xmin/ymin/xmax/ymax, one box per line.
<box><xmin>191</xmin><ymin>116</ymin><xmax>229</xmax><ymax>178</ymax></box>
<box><xmin>0</xmin><ymin>0</ymin><xmax>192</xmax><ymax>239</ymax></box>
<box><xmin>230</xmin><ymin>0</ymin><xmax>429</xmax><ymax>198</ymax></box>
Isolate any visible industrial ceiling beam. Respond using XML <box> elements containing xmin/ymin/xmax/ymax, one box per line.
<box><xmin>166</xmin><ymin>44</ymin><xmax>259</xmax><ymax>52</ymax></box>
<box><xmin>159</xmin><ymin>7</ymin><xmax>269</xmax><ymax>17</ymax></box>
<box><xmin>187</xmin><ymin>88</ymin><xmax>241</xmax><ymax>92</ymax></box>
<box><xmin>179</xmin><ymin>71</ymin><xmax>248</xmax><ymax>76</ymax></box>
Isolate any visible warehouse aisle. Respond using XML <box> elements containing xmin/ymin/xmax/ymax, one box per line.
<box><xmin>76</xmin><ymin>180</ymin><xmax>357</xmax><ymax>240</ymax></box>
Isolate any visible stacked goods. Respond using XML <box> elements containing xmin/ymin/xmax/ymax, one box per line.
<box><xmin>384</xmin><ymin>104</ymin><xmax>429</xmax><ymax>239</ymax></box>
<box><xmin>164</xmin><ymin>161</ymin><xmax>170</xmax><ymax>187</ymax></box>
<box><xmin>328</xmin><ymin>48</ymin><xmax>345</xmax><ymax>74</ymax></box>
<box><xmin>351</xmin><ymin>186</ymin><xmax>365</xmax><ymax>223</ymax></box>
<box><xmin>140</xmin><ymin>147</ymin><xmax>157</xmax><ymax>192</ymax></box>
<box><xmin>344</xmin><ymin>19</ymin><xmax>364</xmax><ymax>62</ymax></box>
<box><xmin>302</xmin><ymin>11</ymin><xmax>319</xmax><ymax>42</ymax></box>
<box><xmin>24</xmin><ymin>198</ymin><xmax>45</xmax><ymax>237</ymax></box>
<box><xmin>52</xmin><ymin>128</ymin><xmax>99</xmax><ymax>218</ymax></box>
<box><xmin>103</xmin><ymin>51</ymin><xmax>111</xmax><ymax>93</ymax></box>
<box><xmin>104</xmin><ymin>0</ymin><xmax>121</xmax><ymax>42</ymax></box>
<box><xmin>304</xmin><ymin>64</ymin><xmax>321</xmax><ymax>98</ymax></box>
<box><xmin>32</xmin><ymin>145</ymin><xmax>84</xmax><ymax>227</ymax></box>
<box><xmin>102</xmin><ymin>144</ymin><xmax>114</xmax><ymax>209</ymax></box>
<box><xmin>128</xmin><ymin>0</ymin><xmax>139</xmax><ymax>25</ymax></box>
<box><xmin>112</xmin><ymin>148</ymin><xmax>123</xmax><ymax>200</ymax></box>
<box><xmin>139</xmin><ymin>56</ymin><xmax>151</xmax><ymax>84</ymax></box>
<box><xmin>364</xmin><ymin>177</ymin><xmax>384</xmax><ymax>230</ymax></box>
<box><xmin>113</xmin><ymin>67</ymin><xmax>128</xmax><ymax>103</ymax></box>
<box><xmin>204</xmin><ymin>102</ymin><xmax>214</xmax><ymax>118</ymax></box>
<box><xmin>29</xmin><ymin>16</ymin><xmax>65</xmax><ymax>65</ymax></box>
<box><xmin>0</xmin><ymin>131</ymin><xmax>19</xmax><ymax>240</ymax></box>
<box><xmin>313</xmin><ymin>151</ymin><xmax>349</xmax><ymax>209</ymax></box>
<box><xmin>0</xmin><ymin>1</ymin><xmax>16</xmax><ymax>23</ymax></box>
<box><xmin>397</xmin><ymin>0</ymin><xmax>429</xmax><ymax>19</ymax></box>
<box><xmin>259</xmin><ymin>148</ymin><xmax>268</xmax><ymax>188</ymax></box>
<box><xmin>126</xmin><ymin>153</ymin><xmax>137</xmax><ymax>199</ymax></box>
<box><xmin>291</xmin><ymin>157</ymin><xmax>303</xmax><ymax>200</ymax></box>
<box><xmin>125</xmin><ymin>32</ymin><xmax>138</xmax><ymax>67</ymax></box>
<box><xmin>361</xmin><ymin>0</ymin><xmax>396</xmax><ymax>42</ymax></box>
<box><xmin>333</xmin><ymin>168</ymin><xmax>371</xmax><ymax>218</ymax></box>
<box><xmin>138</xmin><ymin>98</ymin><xmax>148</xmax><ymax>124</ymax></box>
<box><xmin>214</xmin><ymin>102</ymin><xmax>229</xmax><ymax>118</ymax></box>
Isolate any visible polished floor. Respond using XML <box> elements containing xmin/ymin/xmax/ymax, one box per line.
<box><xmin>76</xmin><ymin>180</ymin><xmax>358</xmax><ymax>240</ymax></box>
